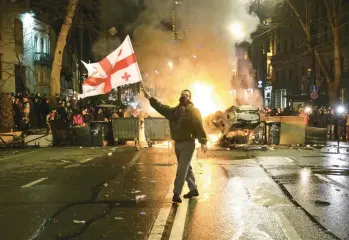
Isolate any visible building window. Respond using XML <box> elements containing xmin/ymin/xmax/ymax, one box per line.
<box><xmin>14</xmin><ymin>18</ymin><xmax>24</xmax><ymax>54</ymax></box>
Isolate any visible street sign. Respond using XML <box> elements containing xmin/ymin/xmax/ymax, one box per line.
<box><xmin>311</xmin><ymin>85</ymin><xmax>319</xmax><ymax>93</ymax></box>
<box><xmin>311</xmin><ymin>91</ymin><xmax>318</xmax><ymax>100</ymax></box>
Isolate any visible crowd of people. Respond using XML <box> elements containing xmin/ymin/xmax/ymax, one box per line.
<box><xmin>261</xmin><ymin>105</ymin><xmax>349</xmax><ymax>142</ymax></box>
<box><xmin>7</xmin><ymin>92</ymin><xmax>143</xmax><ymax>135</ymax></box>
<box><xmin>5</xmin><ymin>92</ymin><xmax>349</xmax><ymax>143</ymax></box>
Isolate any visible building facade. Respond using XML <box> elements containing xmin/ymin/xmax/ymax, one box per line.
<box><xmin>238</xmin><ymin>0</ymin><xmax>349</xmax><ymax>109</ymax></box>
<box><xmin>0</xmin><ymin>1</ymin><xmax>56</xmax><ymax>94</ymax></box>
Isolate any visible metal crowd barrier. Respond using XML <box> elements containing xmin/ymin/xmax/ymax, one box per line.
<box><xmin>144</xmin><ymin>117</ymin><xmax>171</xmax><ymax>147</ymax></box>
<box><xmin>111</xmin><ymin>118</ymin><xmax>139</xmax><ymax>147</ymax></box>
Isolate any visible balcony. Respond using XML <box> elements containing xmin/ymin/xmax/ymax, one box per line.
<box><xmin>33</xmin><ymin>52</ymin><xmax>53</xmax><ymax>65</ymax></box>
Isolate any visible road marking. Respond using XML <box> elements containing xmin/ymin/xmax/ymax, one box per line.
<box><xmin>284</xmin><ymin>157</ymin><xmax>294</xmax><ymax>163</ymax></box>
<box><xmin>149</xmin><ymin>149</ymin><xmax>197</xmax><ymax>240</ymax></box>
<box><xmin>169</xmin><ymin>198</ymin><xmax>190</xmax><ymax>240</ymax></box>
<box><xmin>272</xmin><ymin>211</ymin><xmax>302</xmax><ymax>240</ymax></box>
<box><xmin>0</xmin><ymin>149</ymin><xmax>45</xmax><ymax>162</ymax></box>
<box><xmin>21</xmin><ymin>178</ymin><xmax>48</xmax><ymax>188</ymax></box>
<box><xmin>80</xmin><ymin>158</ymin><xmax>93</xmax><ymax>163</ymax></box>
<box><xmin>128</xmin><ymin>151</ymin><xmax>142</xmax><ymax>166</ymax></box>
<box><xmin>314</xmin><ymin>174</ymin><xmax>330</xmax><ymax>182</ymax></box>
<box><xmin>148</xmin><ymin>184</ymin><xmax>174</xmax><ymax>240</ymax></box>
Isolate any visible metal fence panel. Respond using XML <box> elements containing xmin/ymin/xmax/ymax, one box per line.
<box><xmin>144</xmin><ymin>118</ymin><xmax>171</xmax><ymax>141</ymax></box>
<box><xmin>111</xmin><ymin>118</ymin><xmax>139</xmax><ymax>141</ymax></box>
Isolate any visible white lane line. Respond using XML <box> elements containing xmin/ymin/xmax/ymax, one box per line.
<box><xmin>80</xmin><ymin>158</ymin><xmax>93</xmax><ymax>163</ymax></box>
<box><xmin>65</xmin><ymin>158</ymin><xmax>94</xmax><ymax>168</ymax></box>
<box><xmin>148</xmin><ymin>184</ymin><xmax>174</xmax><ymax>240</ymax></box>
<box><xmin>128</xmin><ymin>151</ymin><xmax>142</xmax><ymax>166</ymax></box>
<box><xmin>314</xmin><ymin>174</ymin><xmax>330</xmax><ymax>182</ymax></box>
<box><xmin>169</xmin><ymin>198</ymin><xmax>190</xmax><ymax>240</ymax></box>
<box><xmin>284</xmin><ymin>157</ymin><xmax>294</xmax><ymax>163</ymax></box>
<box><xmin>272</xmin><ymin>211</ymin><xmax>302</xmax><ymax>240</ymax></box>
<box><xmin>0</xmin><ymin>149</ymin><xmax>45</xmax><ymax>162</ymax></box>
<box><xmin>21</xmin><ymin>178</ymin><xmax>48</xmax><ymax>188</ymax></box>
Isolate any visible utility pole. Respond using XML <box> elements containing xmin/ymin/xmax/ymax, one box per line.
<box><xmin>172</xmin><ymin>0</ymin><xmax>178</xmax><ymax>40</ymax></box>
<box><xmin>311</xmin><ymin>24</ymin><xmax>316</xmax><ymax>87</ymax></box>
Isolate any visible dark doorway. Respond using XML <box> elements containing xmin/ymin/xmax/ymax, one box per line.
<box><xmin>15</xmin><ymin>65</ymin><xmax>26</xmax><ymax>94</ymax></box>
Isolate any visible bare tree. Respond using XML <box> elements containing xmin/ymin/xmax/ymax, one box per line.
<box><xmin>50</xmin><ymin>0</ymin><xmax>79</xmax><ymax>95</ymax></box>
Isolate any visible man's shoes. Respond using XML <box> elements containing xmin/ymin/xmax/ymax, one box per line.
<box><xmin>183</xmin><ymin>190</ymin><xmax>199</xmax><ymax>199</ymax></box>
<box><xmin>172</xmin><ymin>193</ymin><xmax>182</xmax><ymax>203</ymax></box>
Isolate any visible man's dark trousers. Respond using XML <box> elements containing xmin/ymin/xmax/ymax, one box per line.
<box><xmin>173</xmin><ymin>140</ymin><xmax>197</xmax><ymax>194</ymax></box>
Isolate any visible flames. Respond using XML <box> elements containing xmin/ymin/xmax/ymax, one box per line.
<box><xmin>191</xmin><ymin>81</ymin><xmax>225</xmax><ymax>117</ymax></box>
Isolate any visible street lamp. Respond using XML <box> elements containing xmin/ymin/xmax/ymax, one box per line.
<box><xmin>337</xmin><ymin>105</ymin><xmax>345</xmax><ymax>114</ymax></box>
<box><xmin>230</xmin><ymin>23</ymin><xmax>244</xmax><ymax>39</ymax></box>
<box><xmin>305</xmin><ymin>106</ymin><xmax>312</xmax><ymax>114</ymax></box>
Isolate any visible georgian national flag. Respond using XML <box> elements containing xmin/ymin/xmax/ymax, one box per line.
<box><xmin>79</xmin><ymin>35</ymin><xmax>142</xmax><ymax>99</ymax></box>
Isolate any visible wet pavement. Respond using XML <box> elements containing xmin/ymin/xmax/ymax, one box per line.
<box><xmin>0</xmin><ymin>145</ymin><xmax>348</xmax><ymax>239</ymax></box>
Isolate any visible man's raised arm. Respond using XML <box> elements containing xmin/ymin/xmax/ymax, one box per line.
<box><xmin>141</xmin><ymin>84</ymin><xmax>174</xmax><ymax>120</ymax></box>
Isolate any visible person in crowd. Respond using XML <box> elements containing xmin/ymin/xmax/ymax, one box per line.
<box><xmin>338</xmin><ymin>113</ymin><xmax>346</xmax><ymax>141</ymax></box>
<box><xmin>19</xmin><ymin>113</ymin><xmax>30</xmax><ymax>134</ymax></box>
<box><xmin>275</xmin><ymin>108</ymin><xmax>282</xmax><ymax>116</ymax></box>
<box><xmin>57</xmin><ymin>101</ymin><xmax>68</xmax><ymax>123</ymax></box>
<box><xmin>318</xmin><ymin>109</ymin><xmax>328</xmax><ymax>128</ymax></box>
<box><xmin>72</xmin><ymin>109</ymin><xmax>85</xmax><ymax>126</ymax></box>
<box><xmin>22</xmin><ymin>96</ymin><xmax>30</xmax><ymax>122</ymax></box>
<box><xmin>299</xmin><ymin>109</ymin><xmax>309</xmax><ymax>126</ymax></box>
<box><xmin>327</xmin><ymin>109</ymin><xmax>336</xmax><ymax>139</ymax></box>
<box><xmin>46</xmin><ymin>109</ymin><xmax>57</xmax><ymax>134</ymax></box>
<box><xmin>96</xmin><ymin>108</ymin><xmax>105</xmax><ymax>121</ymax></box>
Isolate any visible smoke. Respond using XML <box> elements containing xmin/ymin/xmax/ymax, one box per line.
<box><xmin>130</xmin><ymin>0</ymin><xmax>261</xmax><ymax>111</ymax></box>
<box><xmin>92</xmin><ymin>36</ymin><xmax>121</xmax><ymax>61</ymax></box>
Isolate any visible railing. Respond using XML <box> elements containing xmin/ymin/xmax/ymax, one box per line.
<box><xmin>33</xmin><ymin>52</ymin><xmax>53</xmax><ymax>64</ymax></box>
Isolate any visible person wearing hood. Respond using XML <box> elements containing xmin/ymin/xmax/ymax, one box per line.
<box><xmin>142</xmin><ymin>84</ymin><xmax>208</xmax><ymax>204</ymax></box>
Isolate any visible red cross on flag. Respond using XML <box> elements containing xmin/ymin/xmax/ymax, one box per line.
<box><xmin>79</xmin><ymin>35</ymin><xmax>142</xmax><ymax>99</ymax></box>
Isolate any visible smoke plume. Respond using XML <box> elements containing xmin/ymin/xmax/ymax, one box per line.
<box><xmin>130</xmin><ymin>0</ymin><xmax>261</xmax><ymax>111</ymax></box>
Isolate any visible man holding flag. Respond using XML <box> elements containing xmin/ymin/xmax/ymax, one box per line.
<box><xmin>142</xmin><ymin>85</ymin><xmax>208</xmax><ymax>203</ymax></box>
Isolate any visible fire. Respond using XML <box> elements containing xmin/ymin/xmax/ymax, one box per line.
<box><xmin>191</xmin><ymin>82</ymin><xmax>223</xmax><ymax>117</ymax></box>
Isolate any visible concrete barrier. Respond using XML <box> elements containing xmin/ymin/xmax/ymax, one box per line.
<box><xmin>265</xmin><ymin>116</ymin><xmax>305</xmax><ymax>145</ymax></box>
<box><xmin>305</xmin><ymin>127</ymin><xmax>327</xmax><ymax>145</ymax></box>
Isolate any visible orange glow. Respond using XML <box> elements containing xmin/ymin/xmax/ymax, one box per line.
<box><xmin>191</xmin><ymin>82</ymin><xmax>225</xmax><ymax>117</ymax></box>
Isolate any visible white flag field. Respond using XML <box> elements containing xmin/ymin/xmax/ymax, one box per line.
<box><xmin>79</xmin><ymin>35</ymin><xmax>142</xmax><ymax>99</ymax></box>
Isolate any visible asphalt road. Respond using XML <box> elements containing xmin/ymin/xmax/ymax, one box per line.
<box><xmin>0</xmin><ymin>145</ymin><xmax>348</xmax><ymax>240</ymax></box>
